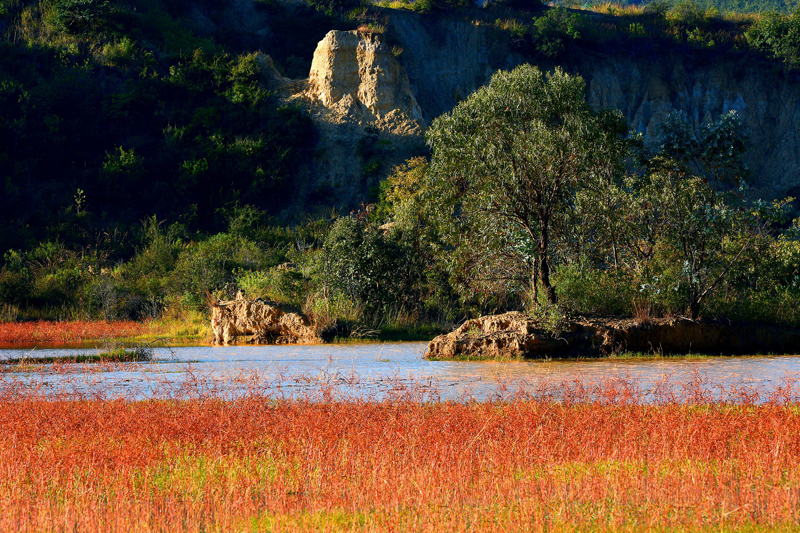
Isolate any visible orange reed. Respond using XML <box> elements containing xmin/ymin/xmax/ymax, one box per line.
<box><xmin>1</xmin><ymin>375</ymin><xmax>800</xmax><ymax>532</ymax></box>
<box><xmin>0</xmin><ymin>320</ymin><xmax>146</xmax><ymax>344</ymax></box>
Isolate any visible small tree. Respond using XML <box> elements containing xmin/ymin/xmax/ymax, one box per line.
<box><xmin>423</xmin><ymin>64</ymin><xmax>627</xmax><ymax>306</ymax></box>
<box><xmin>629</xmin><ymin>111</ymin><xmax>786</xmax><ymax>319</ymax></box>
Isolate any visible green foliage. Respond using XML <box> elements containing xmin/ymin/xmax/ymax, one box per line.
<box><xmin>617</xmin><ymin>111</ymin><xmax>780</xmax><ymax>318</ymax></box>
<box><xmin>412</xmin><ymin>0</ymin><xmax>471</xmax><ymax>14</ymax></box>
<box><xmin>236</xmin><ymin>268</ymin><xmax>308</xmax><ymax>306</ymax></box>
<box><xmin>554</xmin><ymin>265</ymin><xmax>636</xmax><ymax>316</ymax></box>
<box><xmin>533</xmin><ymin>7</ymin><xmax>585</xmax><ymax>57</ymax></box>
<box><xmin>746</xmin><ymin>10</ymin><xmax>800</xmax><ymax>66</ymax></box>
<box><xmin>424</xmin><ymin>64</ymin><xmax>628</xmax><ymax>306</ymax></box>
<box><xmin>53</xmin><ymin>0</ymin><xmax>112</xmax><ymax>33</ymax></box>
<box><xmin>172</xmin><ymin>233</ymin><xmax>264</xmax><ymax>305</ymax></box>
<box><xmin>0</xmin><ymin>37</ymin><xmax>315</xmax><ymax>255</ymax></box>
<box><xmin>320</xmin><ymin>217</ymin><xmax>425</xmax><ymax>322</ymax></box>
<box><xmin>666</xmin><ymin>0</ymin><xmax>713</xmax><ymax>28</ymax></box>
<box><xmin>305</xmin><ymin>0</ymin><xmax>359</xmax><ymax>15</ymax></box>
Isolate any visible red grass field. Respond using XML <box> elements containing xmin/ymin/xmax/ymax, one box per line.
<box><xmin>2</xmin><ymin>377</ymin><xmax>800</xmax><ymax>532</ymax></box>
<box><xmin>0</xmin><ymin>320</ymin><xmax>146</xmax><ymax>344</ymax></box>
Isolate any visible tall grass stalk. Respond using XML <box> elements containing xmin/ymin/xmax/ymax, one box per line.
<box><xmin>2</xmin><ymin>375</ymin><xmax>800</xmax><ymax>531</ymax></box>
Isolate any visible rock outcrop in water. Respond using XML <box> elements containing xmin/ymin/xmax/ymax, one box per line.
<box><xmin>210</xmin><ymin>296</ymin><xmax>321</xmax><ymax>346</ymax></box>
<box><xmin>425</xmin><ymin>312</ymin><xmax>800</xmax><ymax>358</ymax></box>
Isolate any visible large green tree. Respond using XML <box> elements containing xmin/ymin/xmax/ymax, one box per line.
<box><xmin>422</xmin><ymin>64</ymin><xmax>627</xmax><ymax>305</ymax></box>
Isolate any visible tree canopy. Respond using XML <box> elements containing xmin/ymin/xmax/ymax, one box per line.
<box><xmin>422</xmin><ymin>64</ymin><xmax>628</xmax><ymax>305</ymax></box>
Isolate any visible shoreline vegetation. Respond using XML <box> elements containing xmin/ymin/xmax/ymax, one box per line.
<box><xmin>3</xmin><ymin>375</ymin><xmax>800</xmax><ymax>532</ymax></box>
<box><xmin>0</xmin><ymin>346</ymin><xmax>153</xmax><ymax>365</ymax></box>
<box><xmin>1</xmin><ymin>0</ymin><xmax>798</xmax><ymax>354</ymax></box>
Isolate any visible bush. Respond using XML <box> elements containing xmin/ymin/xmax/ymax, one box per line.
<box><xmin>0</xmin><ymin>269</ymin><xmax>31</xmax><ymax>306</ymax></box>
<box><xmin>320</xmin><ymin>217</ymin><xmax>423</xmax><ymax>322</ymax></box>
<box><xmin>306</xmin><ymin>0</ymin><xmax>359</xmax><ymax>15</ymax></box>
<box><xmin>666</xmin><ymin>0</ymin><xmax>712</xmax><ymax>30</ymax></box>
<box><xmin>533</xmin><ymin>7</ymin><xmax>584</xmax><ymax>57</ymax></box>
<box><xmin>553</xmin><ymin>265</ymin><xmax>636</xmax><ymax>316</ymax></box>
<box><xmin>412</xmin><ymin>0</ymin><xmax>471</xmax><ymax>14</ymax></box>
<box><xmin>53</xmin><ymin>0</ymin><xmax>112</xmax><ymax>33</ymax></box>
<box><xmin>171</xmin><ymin>233</ymin><xmax>263</xmax><ymax>305</ymax></box>
<box><xmin>746</xmin><ymin>11</ymin><xmax>800</xmax><ymax>67</ymax></box>
<box><xmin>235</xmin><ymin>267</ymin><xmax>309</xmax><ymax>306</ymax></box>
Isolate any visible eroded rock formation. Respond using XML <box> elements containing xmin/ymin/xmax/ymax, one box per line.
<box><xmin>305</xmin><ymin>30</ymin><xmax>425</xmax><ymax>134</ymax></box>
<box><xmin>210</xmin><ymin>297</ymin><xmax>321</xmax><ymax>346</ymax></box>
<box><xmin>262</xmin><ymin>12</ymin><xmax>800</xmax><ymax>209</ymax></box>
<box><xmin>426</xmin><ymin>312</ymin><xmax>800</xmax><ymax>358</ymax></box>
<box><xmin>426</xmin><ymin>312</ymin><xmax>570</xmax><ymax>359</ymax></box>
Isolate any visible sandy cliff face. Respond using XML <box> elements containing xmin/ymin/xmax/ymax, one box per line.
<box><xmin>277</xmin><ymin>30</ymin><xmax>425</xmax><ymax>209</ymax></box>
<box><xmin>278</xmin><ymin>14</ymin><xmax>800</xmax><ymax>207</ymax></box>
<box><xmin>305</xmin><ymin>30</ymin><xmax>425</xmax><ymax>133</ymax></box>
<box><xmin>383</xmin><ymin>12</ymin><xmax>800</xmax><ymax>199</ymax></box>
<box><xmin>389</xmin><ymin>16</ymin><xmax>523</xmax><ymax>121</ymax></box>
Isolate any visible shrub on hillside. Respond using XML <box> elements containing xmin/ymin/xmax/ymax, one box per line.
<box><xmin>171</xmin><ymin>233</ymin><xmax>264</xmax><ymax>305</ymax></box>
<box><xmin>746</xmin><ymin>10</ymin><xmax>800</xmax><ymax>66</ymax></box>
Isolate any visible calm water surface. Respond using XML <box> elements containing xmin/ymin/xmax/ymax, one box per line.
<box><xmin>2</xmin><ymin>343</ymin><xmax>800</xmax><ymax>401</ymax></box>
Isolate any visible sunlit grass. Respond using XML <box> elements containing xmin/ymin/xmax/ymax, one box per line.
<box><xmin>2</xmin><ymin>376</ymin><xmax>800</xmax><ymax>532</ymax></box>
<box><xmin>0</xmin><ymin>310</ymin><xmax>210</xmax><ymax>346</ymax></box>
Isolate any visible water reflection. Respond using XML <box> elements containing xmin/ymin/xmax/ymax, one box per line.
<box><xmin>2</xmin><ymin>342</ymin><xmax>800</xmax><ymax>401</ymax></box>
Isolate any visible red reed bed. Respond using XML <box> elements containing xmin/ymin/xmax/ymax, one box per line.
<box><xmin>0</xmin><ymin>320</ymin><xmax>146</xmax><ymax>344</ymax></box>
<box><xmin>2</xmin><ymin>376</ymin><xmax>800</xmax><ymax>532</ymax></box>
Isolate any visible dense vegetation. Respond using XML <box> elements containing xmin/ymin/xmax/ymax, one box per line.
<box><xmin>0</xmin><ymin>0</ymin><xmax>364</xmax><ymax>256</ymax></box>
<box><xmin>1</xmin><ymin>0</ymin><xmax>799</xmax><ymax>338</ymax></box>
<box><xmin>4</xmin><ymin>375</ymin><xmax>800</xmax><ymax>531</ymax></box>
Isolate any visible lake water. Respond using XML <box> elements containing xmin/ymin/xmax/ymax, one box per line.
<box><xmin>2</xmin><ymin>342</ymin><xmax>800</xmax><ymax>402</ymax></box>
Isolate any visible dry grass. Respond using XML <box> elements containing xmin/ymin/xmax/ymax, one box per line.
<box><xmin>2</xmin><ymin>375</ymin><xmax>800</xmax><ymax>532</ymax></box>
<box><xmin>0</xmin><ymin>320</ymin><xmax>147</xmax><ymax>344</ymax></box>
<box><xmin>0</xmin><ymin>309</ymin><xmax>211</xmax><ymax>345</ymax></box>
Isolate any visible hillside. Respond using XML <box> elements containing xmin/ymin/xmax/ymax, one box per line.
<box><xmin>1</xmin><ymin>0</ymin><xmax>800</xmax><ymax>327</ymax></box>
<box><xmin>3</xmin><ymin>0</ymin><xmax>800</xmax><ymax>255</ymax></box>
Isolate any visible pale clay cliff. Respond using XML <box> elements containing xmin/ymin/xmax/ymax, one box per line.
<box><xmin>275</xmin><ymin>14</ymin><xmax>800</xmax><ymax>203</ymax></box>
<box><xmin>305</xmin><ymin>30</ymin><xmax>425</xmax><ymax>133</ymax></box>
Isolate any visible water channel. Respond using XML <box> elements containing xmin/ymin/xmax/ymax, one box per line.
<box><xmin>2</xmin><ymin>342</ymin><xmax>800</xmax><ymax>402</ymax></box>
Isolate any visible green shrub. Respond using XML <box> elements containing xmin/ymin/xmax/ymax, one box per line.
<box><xmin>746</xmin><ymin>11</ymin><xmax>800</xmax><ymax>67</ymax></box>
<box><xmin>666</xmin><ymin>0</ymin><xmax>711</xmax><ymax>29</ymax></box>
<box><xmin>412</xmin><ymin>0</ymin><xmax>471</xmax><ymax>14</ymax></box>
<box><xmin>553</xmin><ymin>265</ymin><xmax>636</xmax><ymax>316</ymax></box>
<box><xmin>172</xmin><ymin>233</ymin><xmax>264</xmax><ymax>305</ymax></box>
<box><xmin>102</xmin><ymin>36</ymin><xmax>136</xmax><ymax>66</ymax></box>
<box><xmin>236</xmin><ymin>267</ymin><xmax>309</xmax><ymax>306</ymax></box>
<box><xmin>0</xmin><ymin>269</ymin><xmax>31</xmax><ymax>306</ymax></box>
<box><xmin>53</xmin><ymin>0</ymin><xmax>111</xmax><ymax>33</ymax></box>
<box><xmin>533</xmin><ymin>7</ymin><xmax>584</xmax><ymax>57</ymax></box>
<box><xmin>320</xmin><ymin>217</ymin><xmax>424</xmax><ymax>323</ymax></box>
<box><xmin>305</xmin><ymin>0</ymin><xmax>359</xmax><ymax>15</ymax></box>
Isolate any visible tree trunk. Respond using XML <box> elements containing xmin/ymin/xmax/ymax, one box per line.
<box><xmin>686</xmin><ymin>300</ymin><xmax>700</xmax><ymax>320</ymax></box>
<box><xmin>538</xmin><ymin>214</ymin><xmax>557</xmax><ymax>305</ymax></box>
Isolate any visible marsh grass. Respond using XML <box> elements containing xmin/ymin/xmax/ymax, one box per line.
<box><xmin>2</xmin><ymin>372</ymin><xmax>800</xmax><ymax>531</ymax></box>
